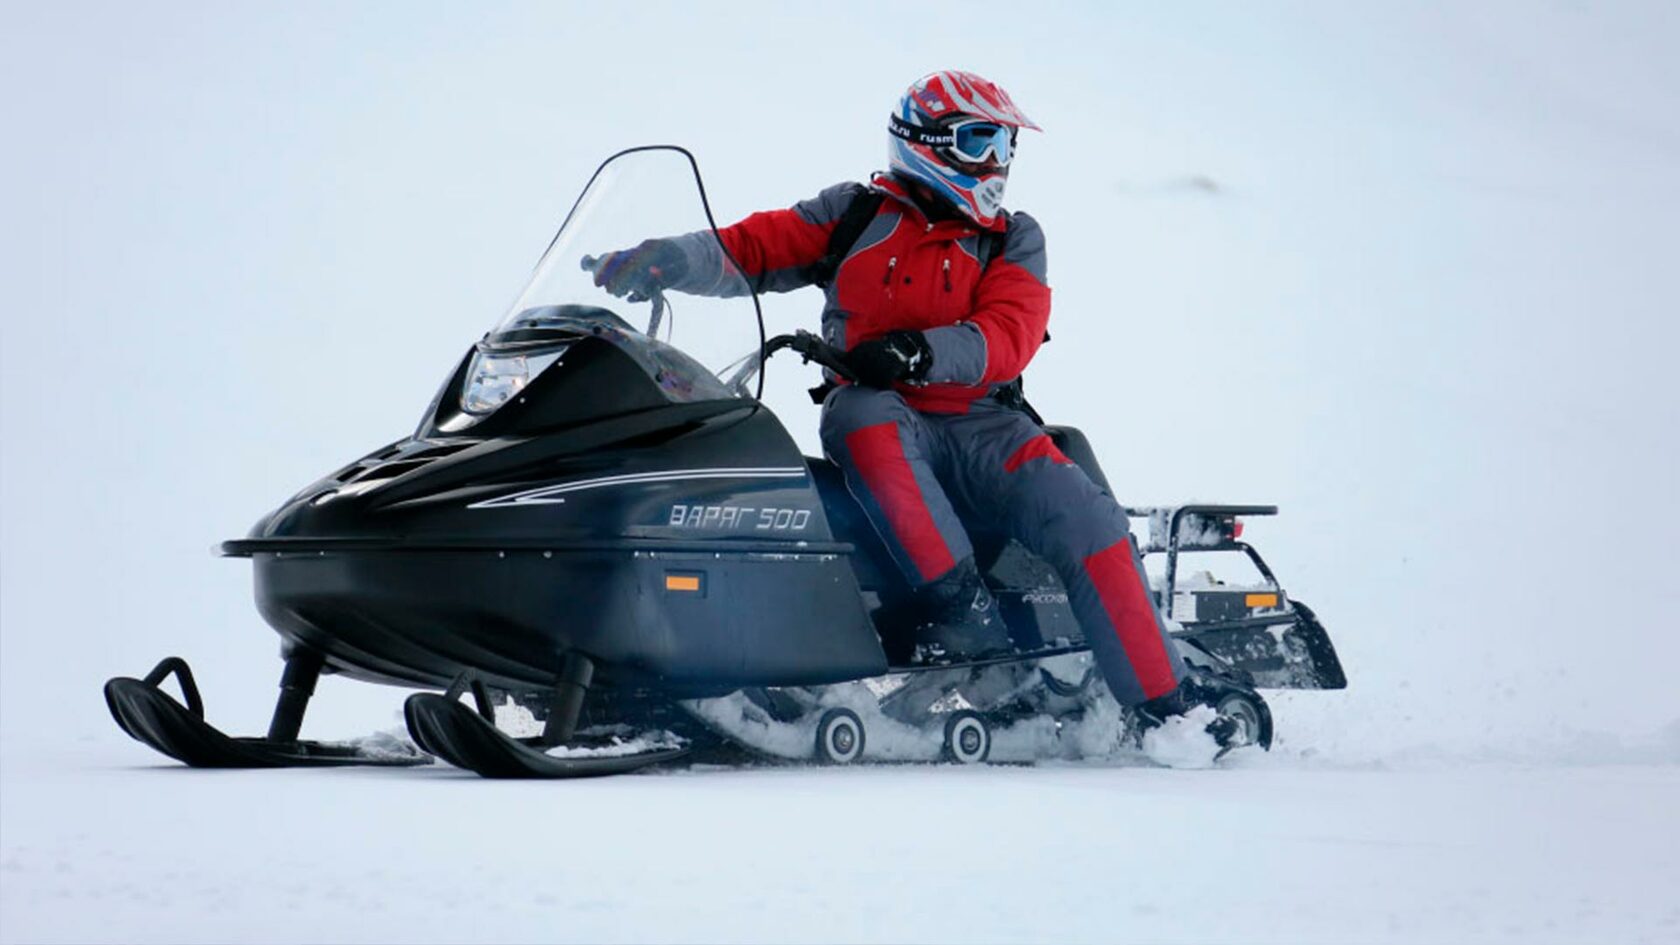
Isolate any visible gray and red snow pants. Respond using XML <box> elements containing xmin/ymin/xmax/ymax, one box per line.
<box><xmin>821</xmin><ymin>386</ymin><xmax>1185</xmax><ymax>706</ymax></box>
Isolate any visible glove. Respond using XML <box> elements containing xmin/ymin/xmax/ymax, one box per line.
<box><xmin>842</xmin><ymin>331</ymin><xmax>932</xmax><ymax>389</ymax></box>
<box><xmin>583</xmin><ymin>239</ymin><xmax>688</xmax><ymax>301</ymax></box>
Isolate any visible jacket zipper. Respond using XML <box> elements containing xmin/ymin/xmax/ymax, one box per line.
<box><xmin>883</xmin><ymin>256</ymin><xmax>897</xmax><ymax>285</ymax></box>
<box><xmin>942</xmin><ymin>258</ymin><xmax>952</xmax><ymax>292</ymax></box>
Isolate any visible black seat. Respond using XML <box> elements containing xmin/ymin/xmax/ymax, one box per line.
<box><xmin>1044</xmin><ymin>425</ymin><xmax>1112</xmax><ymax>493</ymax></box>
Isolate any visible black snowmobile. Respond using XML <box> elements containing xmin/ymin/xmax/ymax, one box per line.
<box><xmin>104</xmin><ymin>147</ymin><xmax>1345</xmax><ymax>778</ymax></box>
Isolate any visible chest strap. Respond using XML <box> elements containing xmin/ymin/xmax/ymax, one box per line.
<box><xmin>804</xmin><ymin>189</ymin><xmax>1012</xmax><ymax>289</ymax></box>
<box><xmin>804</xmin><ymin>190</ymin><xmax>886</xmax><ymax>288</ymax></box>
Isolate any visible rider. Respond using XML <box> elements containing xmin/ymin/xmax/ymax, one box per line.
<box><xmin>587</xmin><ymin>71</ymin><xmax>1241</xmax><ymax>739</ymax></box>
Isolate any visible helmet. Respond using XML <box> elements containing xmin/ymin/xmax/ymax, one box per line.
<box><xmin>887</xmin><ymin>70</ymin><xmax>1040</xmax><ymax>228</ymax></box>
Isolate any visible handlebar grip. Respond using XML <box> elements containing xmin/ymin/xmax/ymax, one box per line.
<box><xmin>773</xmin><ymin>330</ymin><xmax>857</xmax><ymax>383</ymax></box>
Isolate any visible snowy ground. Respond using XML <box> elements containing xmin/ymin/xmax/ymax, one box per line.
<box><xmin>4</xmin><ymin>730</ymin><xmax>1677</xmax><ymax>944</ymax></box>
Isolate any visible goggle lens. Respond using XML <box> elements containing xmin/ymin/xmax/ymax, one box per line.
<box><xmin>949</xmin><ymin>122</ymin><xmax>1013</xmax><ymax>165</ymax></box>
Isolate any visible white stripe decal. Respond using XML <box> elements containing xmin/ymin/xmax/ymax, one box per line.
<box><xmin>468</xmin><ymin>467</ymin><xmax>808</xmax><ymax>509</ymax></box>
<box><xmin>942</xmin><ymin>78</ymin><xmax>1009</xmax><ymax>125</ymax></box>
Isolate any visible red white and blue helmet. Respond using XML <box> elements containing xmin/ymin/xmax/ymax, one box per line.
<box><xmin>887</xmin><ymin>70</ymin><xmax>1040</xmax><ymax>228</ymax></box>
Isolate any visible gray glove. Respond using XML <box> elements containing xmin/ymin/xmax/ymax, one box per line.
<box><xmin>583</xmin><ymin>239</ymin><xmax>688</xmax><ymax>301</ymax></box>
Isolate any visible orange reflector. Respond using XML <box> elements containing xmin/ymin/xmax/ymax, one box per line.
<box><xmin>665</xmin><ymin>574</ymin><xmax>702</xmax><ymax>592</ymax></box>
<box><xmin>1245</xmin><ymin>593</ymin><xmax>1279</xmax><ymax>608</ymax></box>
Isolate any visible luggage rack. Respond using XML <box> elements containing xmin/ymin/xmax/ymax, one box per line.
<box><xmin>1124</xmin><ymin>504</ymin><xmax>1284</xmax><ymax>614</ymax></box>
<box><xmin>1125</xmin><ymin>504</ymin><xmax>1345</xmax><ymax>690</ymax></box>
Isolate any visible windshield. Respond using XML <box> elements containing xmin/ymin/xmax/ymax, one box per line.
<box><xmin>484</xmin><ymin>147</ymin><xmax>759</xmax><ymax>393</ymax></box>
<box><xmin>420</xmin><ymin>148</ymin><xmax>777</xmax><ymax>437</ymax></box>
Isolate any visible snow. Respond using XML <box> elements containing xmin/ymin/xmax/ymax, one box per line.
<box><xmin>1138</xmin><ymin>704</ymin><xmax>1227</xmax><ymax>769</ymax></box>
<box><xmin>542</xmin><ymin>731</ymin><xmax>684</xmax><ymax>760</ymax></box>
<box><xmin>3</xmin><ymin>742</ymin><xmax>1677</xmax><ymax>944</ymax></box>
<box><xmin>5</xmin><ymin>1</ymin><xmax>1680</xmax><ymax>942</ymax></box>
<box><xmin>334</xmin><ymin>729</ymin><xmax>431</xmax><ymax>764</ymax></box>
<box><xmin>482</xmin><ymin>699</ymin><xmax>690</xmax><ymax>758</ymax></box>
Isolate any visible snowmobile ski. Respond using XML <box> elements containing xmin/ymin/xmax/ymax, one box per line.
<box><xmin>402</xmin><ymin>692</ymin><xmax>688</xmax><ymax>779</ymax></box>
<box><xmin>104</xmin><ymin>658</ymin><xmax>429</xmax><ymax>768</ymax></box>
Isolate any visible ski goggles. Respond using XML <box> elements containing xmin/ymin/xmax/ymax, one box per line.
<box><xmin>889</xmin><ymin>114</ymin><xmax>1016</xmax><ymax>166</ymax></box>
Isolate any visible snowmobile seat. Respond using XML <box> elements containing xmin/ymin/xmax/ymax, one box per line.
<box><xmin>1042</xmin><ymin>425</ymin><xmax>1112</xmax><ymax>493</ymax></box>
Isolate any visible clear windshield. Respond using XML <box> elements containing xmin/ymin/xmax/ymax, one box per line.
<box><xmin>492</xmin><ymin>147</ymin><xmax>758</xmax><ymax>385</ymax></box>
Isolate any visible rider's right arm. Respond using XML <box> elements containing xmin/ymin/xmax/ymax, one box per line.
<box><xmin>664</xmin><ymin>182</ymin><xmax>866</xmax><ymax>297</ymax></box>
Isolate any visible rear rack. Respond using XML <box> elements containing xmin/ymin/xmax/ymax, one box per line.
<box><xmin>1123</xmin><ymin>504</ymin><xmax>1281</xmax><ymax>612</ymax></box>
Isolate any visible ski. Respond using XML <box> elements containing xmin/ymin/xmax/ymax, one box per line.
<box><xmin>104</xmin><ymin>658</ymin><xmax>428</xmax><ymax>768</ymax></box>
<box><xmin>402</xmin><ymin>693</ymin><xmax>688</xmax><ymax>779</ymax></box>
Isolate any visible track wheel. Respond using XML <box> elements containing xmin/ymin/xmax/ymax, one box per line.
<box><xmin>941</xmin><ymin>710</ymin><xmax>992</xmax><ymax>764</ymax></box>
<box><xmin>814</xmin><ymin>708</ymin><xmax>865</xmax><ymax>764</ymax></box>
<box><xmin>1214</xmin><ymin>691</ymin><xmax>1274</xmax><ymax>751</ymax></box>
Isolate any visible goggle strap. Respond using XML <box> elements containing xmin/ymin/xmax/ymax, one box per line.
<box><xmin>889</xmin><ymin>114</ymin><xmax>1013</xmax><ymax>166</ymax></box>
<box><xmin>888</xmin><ymin>114</ymin><xmax>955</xmax><ymax>147</ymax></box>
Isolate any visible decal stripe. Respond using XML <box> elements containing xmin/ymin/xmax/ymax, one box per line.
<box><xmin>1084</xmin><ymin>538</ymin><xmax>1180</xmax><ymax>700</ymax></box>
<box><xmin>469</xmin><ymin>467</ymin><xmax>807</xmax><ymax>509</ymax></box>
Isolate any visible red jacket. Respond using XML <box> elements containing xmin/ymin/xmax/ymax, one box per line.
<box><xmin>702</xmin><ymin>174</ymin><xmax>1051</xmax><ymax>413</ymax></box>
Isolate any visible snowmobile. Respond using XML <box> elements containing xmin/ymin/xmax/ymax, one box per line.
<box><xmin>104</xmin><ymin>146</ymin><xmax>1345</xmax><ymax>778</ymax></box>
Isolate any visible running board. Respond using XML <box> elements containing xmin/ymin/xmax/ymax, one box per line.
<box><xmin>889</xmin><ymin>643</ymin><xmax>1091</xmax><ymax>675</ymax></box>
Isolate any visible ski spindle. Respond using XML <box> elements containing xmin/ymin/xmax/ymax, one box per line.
<box><xmin>540</xmin><ymin>652</ymin><xmax>595</xmax><ymax>747</ymax></box>
<box><xmin>267</xmin><ymin>649</ymin><xmax>324</xmax><ymax>743</ymax></box>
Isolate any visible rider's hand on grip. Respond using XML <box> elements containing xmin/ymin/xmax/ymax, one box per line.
<box><xmin>841</xmin><ymin>331</ymin><xmax>933</xmax><ymax>389</ymax></box>
<box><xmin>581</xmin><ymin>239</ymin><xmax>687</xmax><ymax>302</ymax></box>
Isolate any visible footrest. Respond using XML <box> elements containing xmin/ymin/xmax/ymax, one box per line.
<box><xmin>890</xmin><ymin>642</ymin><xmax>1090</xmax><ymax>674</ymax></box>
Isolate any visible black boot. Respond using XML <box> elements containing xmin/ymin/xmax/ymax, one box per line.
<box><xmin>1134</xmin><ymin>671</ymin><xmax>1273</xmax><ymax>755</ymax></box>
<box><xmin>910</xmin><ymin>558</ymin><xmax>1012</xmax><ymax>664</ymax></box>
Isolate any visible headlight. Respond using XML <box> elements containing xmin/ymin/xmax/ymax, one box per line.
<box><xmin>461</xmin><ymin>346</ymin><xmax>567</xmax><ymax>416</ymax></box>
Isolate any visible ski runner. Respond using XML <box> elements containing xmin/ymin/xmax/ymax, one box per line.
<box><xmin>587</xmin><ymin>70</ymin><xmax>1243</xmax><ymax>745</ymax></box>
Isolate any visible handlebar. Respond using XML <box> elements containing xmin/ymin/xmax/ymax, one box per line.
<box><xmin>761</xmin><ymin>331</ymin><xmax>857</xmax><ymax>383</ymax></box>
<box><xmin>578</xmin><ymin>252</ymin><xmax>847</xmax><ymax>386</ymax></box>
